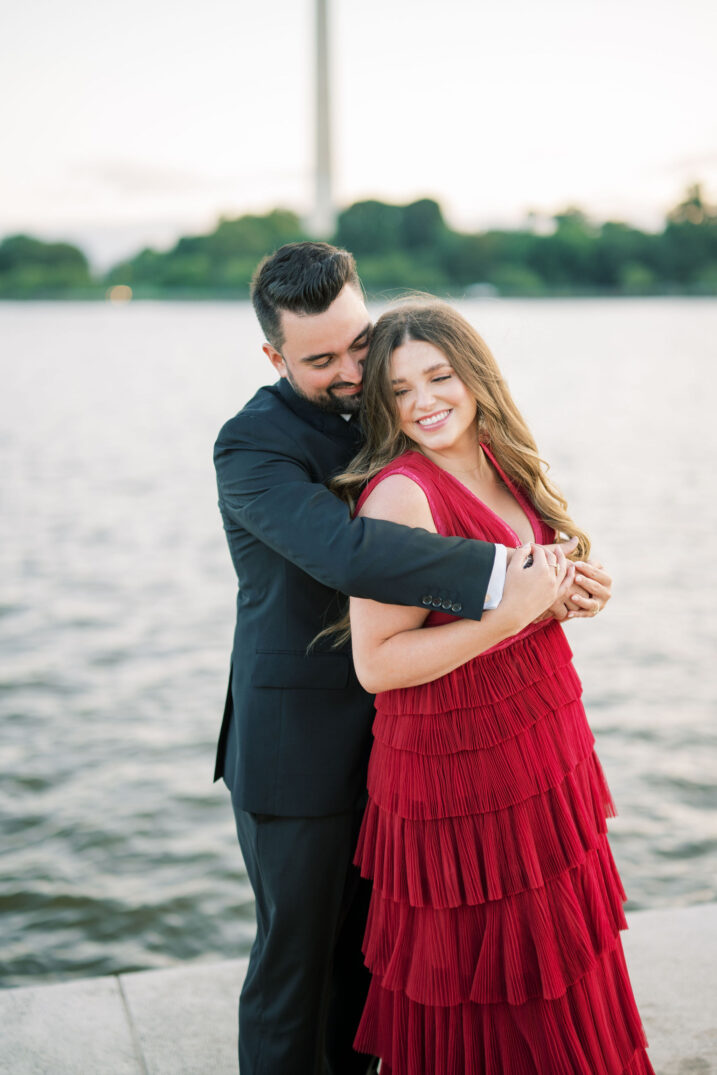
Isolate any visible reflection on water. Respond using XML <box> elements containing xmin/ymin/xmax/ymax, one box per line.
<box><xmin>1</xmin><ymin>299</ymin><xmax>716</xmax><ymax>986</ymax></box>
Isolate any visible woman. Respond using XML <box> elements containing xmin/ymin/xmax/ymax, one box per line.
<box><xmin>333</xmin><ymin>301</ymin><xmax>653</xmax><ymax>1075</ymax></box>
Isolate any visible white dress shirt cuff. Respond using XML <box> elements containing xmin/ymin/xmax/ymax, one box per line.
<box><xmin>483</xmin><ymin>544</ymin><xmax>507</xmax><ymax>609</ymax></box>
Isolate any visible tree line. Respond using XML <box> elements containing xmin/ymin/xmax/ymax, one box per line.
<box><xmin>2</xmin><ymin>185</ymin><xmax>716</xmax><ymax>299</ymax></box>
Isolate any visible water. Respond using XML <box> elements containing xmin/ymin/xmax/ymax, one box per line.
<box><xmin>1</xmin><ymin>298</ymin><xmax>716</xmax><ymax>988</ymax></box>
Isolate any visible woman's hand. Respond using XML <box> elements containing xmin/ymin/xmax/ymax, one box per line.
<box><xmin>565</xmin><ymin>559</ymin><xmax>612</xmax><ymax>619</ymax></box>
<box><xmin>545</xmin><ymin>558</ymin><xmax>612</xmax><ymax>621</ymax></box>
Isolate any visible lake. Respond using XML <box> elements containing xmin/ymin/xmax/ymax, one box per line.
<box><xmin>1</xmin><ymin>297</ymin><xmax>716</xmax><ymax>987</ymax></box>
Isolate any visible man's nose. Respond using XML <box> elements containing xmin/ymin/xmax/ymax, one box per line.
<box><xmin>337</xmin><ymin>353</ymin><xmax>364</xmax><ymax>384</ymax></box>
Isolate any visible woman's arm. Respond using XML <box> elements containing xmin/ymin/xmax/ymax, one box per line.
<box><xmin>350</xmin><ymin>475</ymin><xmax>569</xmax><ymax>693</ymax></box>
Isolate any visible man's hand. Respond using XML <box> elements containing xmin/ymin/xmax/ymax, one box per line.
<box><xmin>505</xmin><ymin>535</ymin><xmax>578</xmax><ymax>567</ymax></box>
<box><xmin>502</xmin><ymin>543</ymin><xmax>571</xmax><ymax>630</ymax></box>
<box><xmin>505</xmin><ymin>537</ymin><xmax>578</xmax><ymax>623</ymax></box>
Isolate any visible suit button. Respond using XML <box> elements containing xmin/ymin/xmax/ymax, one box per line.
<box><xmin>451</xmin><ymin>602</ymin><xmax>463</xmax><ymax>612</ymax></box>
<box><xmin>422</xmin><ymin>594</ymin><xmax>432</xmax><ymax>606</ymax></box>
<box><xmin>432</xmin><ymin>598</ymin><xmax>442</xmax><ymax>608</ymax></box>
<box><xmin>441</xmin><ymin>599</ymin><xmax>453</xmax><ymax>610</ymax></box>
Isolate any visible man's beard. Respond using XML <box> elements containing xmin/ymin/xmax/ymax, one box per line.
<box><xmin>284</xmin><ymin>368</ymin><xmax>363</xmax><ymax>415</ymax></box>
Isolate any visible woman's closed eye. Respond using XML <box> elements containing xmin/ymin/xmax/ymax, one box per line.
<box><xmin>395</xmin><ymin>376</ymin><xmax>451</xmax><ymax>397</ymax></box>
<box><xmin>395</xmin><ymin>374</ymin><xmax>452</xmax><ymax>396</ymax></box>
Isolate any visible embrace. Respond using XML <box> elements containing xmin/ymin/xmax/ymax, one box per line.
<box><xmin>213</xmin><ymin>242</ymin><xmax>653</xmax><ymax>1074</ymax></box>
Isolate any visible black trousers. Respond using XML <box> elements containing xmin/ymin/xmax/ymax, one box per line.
<box><xmin>232</xmin><ymin>798</ymin><xmax>377</xmax><ymax>1075</ymax></box>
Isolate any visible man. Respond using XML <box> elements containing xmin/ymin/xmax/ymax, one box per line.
<box><xmin>213</xmin><ymin>241</ymin><xmax>563</xmax><ymax>1074</ymax></box>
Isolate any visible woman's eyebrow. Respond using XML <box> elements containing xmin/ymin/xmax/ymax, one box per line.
<box><xmin>391</xmin><ymin>362</ymin><xmax>451</xmax><ymax>384</ymax></box>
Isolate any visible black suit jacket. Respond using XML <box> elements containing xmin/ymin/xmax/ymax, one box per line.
<box><xmin>213</xmin><ymin>377</ymin><xmax>495</xmax><ymax>816</ymax></box>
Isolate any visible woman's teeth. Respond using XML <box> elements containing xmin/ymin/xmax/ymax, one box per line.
<box><xmin>418</xmin><ymin>410</ymin><xmax>450</xmax><ymax>427</ymax></box>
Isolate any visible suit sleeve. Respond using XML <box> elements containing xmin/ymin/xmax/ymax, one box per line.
<box><xmin>214</xmin><ymin>414</ymin><xmax>496</xmax><ymax>620</ymax></box>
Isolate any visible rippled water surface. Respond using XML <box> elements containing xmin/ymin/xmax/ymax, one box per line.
<box><xmin>2</xmin><ymin>299</ymin><xmax>716</xmax><ymax>987</ymax></box>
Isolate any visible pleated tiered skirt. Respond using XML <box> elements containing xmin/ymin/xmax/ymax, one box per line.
<box><xmin>353</xmin><ymin>619</ymin><xmax>654</xmax><ymax>1075</ymax></box>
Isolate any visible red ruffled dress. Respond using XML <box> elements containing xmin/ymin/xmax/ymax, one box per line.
<box><xmin>352</xmin><ymin>448</ymin><xmax>653</xmax><ymax>1075</ymax></box>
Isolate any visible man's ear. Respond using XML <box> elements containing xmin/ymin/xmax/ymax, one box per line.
<box><xmin>262</xmin><ymin>342</ymin><xmax>287</xmax><ymax>377</ymax></box>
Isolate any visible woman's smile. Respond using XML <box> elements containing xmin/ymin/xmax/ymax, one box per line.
<box><xmin>416</xmin><ymin>408</ymin><xmax>452</xmax><ymax>429</ymax></box>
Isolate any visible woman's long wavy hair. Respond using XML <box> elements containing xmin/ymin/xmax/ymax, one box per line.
<box><xmin>321</xmin><ymin>298</ymin><xmax>590</xmax><ymax>647</ymax></box>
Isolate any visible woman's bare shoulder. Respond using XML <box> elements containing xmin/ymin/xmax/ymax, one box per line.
<box><xmin>358</xmin><ymin>472</ymin><xmax>437</xmax><ymax>531</ymax></box>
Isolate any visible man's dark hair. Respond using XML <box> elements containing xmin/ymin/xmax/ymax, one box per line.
<box><xmin>251</xmin><ymin>241</ymin><xmax>362</xmax><ymax>351</ymax></box>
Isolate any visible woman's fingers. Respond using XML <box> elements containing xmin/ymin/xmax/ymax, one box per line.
<box><xmin>574</xmin><ymin>575</ymin><xmax>609</xmax><ymax>599</ymax></box>
<box><xmin>558</xmin><ymin>562</ymin><xmax>576</xmax><ymax>597</ymax></box>
<box><xmin>543</xmin><ymin>536</ymin><xmax>579</xmax><ymax>558</ymax></box>
<box><xmin>566</xmin><ymin>592</ymin><xmax>602</xmax><ymax>618</ymax></box>
<box><xmin>571</xmin><ymin>592</ymin><xmax>601</xmax><ymax>608</ymax></box>
<box><xmin>573</xmin><ymin>575</ymin><xmax>611</xmax><ymax>609</ymax></box>
<box><xmin>569</xmin><ymin>559</ymin><xmax>612</xmax><ymax>613</ymax></box>
<box><xmin>575</xmin><ymin>560</ymin><xmax>610</xmax><ymax>585</ymax></box>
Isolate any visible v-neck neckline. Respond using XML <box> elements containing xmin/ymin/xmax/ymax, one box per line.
<box><xmin>421</xmin><ymin>444</ymin><xmax>539</xmax><ymax>547</ymax></box>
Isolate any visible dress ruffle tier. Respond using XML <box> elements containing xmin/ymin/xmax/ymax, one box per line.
<box><xmin>352</xmin><ymin>450</ymin><xmax>653</xmax><ymax>1075</ymax></box>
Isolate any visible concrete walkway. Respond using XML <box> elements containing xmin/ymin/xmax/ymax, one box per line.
<box><xmin>1</xmin><ymin>903</ymin><xmax>715</xmax><ymax>1074</ymax></box>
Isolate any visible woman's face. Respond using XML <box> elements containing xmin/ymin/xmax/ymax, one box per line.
<box><xmin>389</xmin><ymin>338</ymin><xmax>479</xmax><ymax>456</ymax></box>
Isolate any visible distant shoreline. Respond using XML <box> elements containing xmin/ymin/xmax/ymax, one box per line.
<box><xmin>2</xmin><ymin>186</ymin><xmax>716</xmax><ymax>301</ymax></box>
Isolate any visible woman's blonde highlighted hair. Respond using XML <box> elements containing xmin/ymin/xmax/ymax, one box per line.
<box><xmin>332</xmin><ymin>298</ymin><xmax>590</xmax><ymax>559</ymax></box>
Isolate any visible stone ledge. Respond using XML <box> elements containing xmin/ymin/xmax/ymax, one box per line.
<box><xmin>1</xmin><ymin>904</ymin><xmax>715</xmax><ymax>1074</ymax></box>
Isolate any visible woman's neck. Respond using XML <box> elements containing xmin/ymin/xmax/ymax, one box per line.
<box><xmin>417</xmin><ymin>428</ymin><xmax>489</xmax><ymax>484</ymax></box>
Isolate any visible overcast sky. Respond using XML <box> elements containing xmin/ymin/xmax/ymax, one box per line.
<box><xmin>3</xmin><ymin>0</ymin><xmax>716</xmax><ymax>265</ymax></box>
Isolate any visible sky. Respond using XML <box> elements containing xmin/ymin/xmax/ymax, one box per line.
<box><xmin>3</xmin><ymin>0</ymin><xmax>716</xmax><ymax>267</ymax></box>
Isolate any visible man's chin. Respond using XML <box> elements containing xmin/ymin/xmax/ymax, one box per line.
<box><xmin>315</xmin><ymin>391</ymin><xmax>362</xmax><ymax>415</ymax></box>
<box><xmin>328</xmin><ymin>392</ymin><xmax>362</xmax><ymax>415</ymax></box>
<box><xmin>285</xmin><ymin>373</ymin><xmax>362</xmax><ymax>415</ymax></box>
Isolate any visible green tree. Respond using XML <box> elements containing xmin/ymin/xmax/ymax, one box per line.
<box><xmin>593</xmin><ymin>223</ymin><xmax>656</xmax><ymax>289</ymax></box>
<box><xmin>657</xmin><ymin>186</ymin><xmax>717</xmax><ymax>286</ymax></box>
<box><xmin>401</xmin><ymin>199</ymin><xmax>448</xmax><ymax>250</ymax></box>
<box><xmin>93</xmin><ymin>180</ymin><xmax>717</xmax><ymax>300</ymax></box>
<box><xmin>335</xmin><ymin>200</ymin><xmax>405</xmax><ymax>256</ymax></box>
<box><xmin>526</xmin><ymin>209</ymin><xmax>599</xmax><ymax>289</ymax></box>
<box><xmin>0</xmin><ymin>234</ymin><xmax>92</xmax><ymax>296</ymax></box>
<box><xmin>354</xmin><ymin>251</ymin><xmax>450</xmax><ymax>294</ymax></box>
<box><xmin>104</xmin><ymin>210</ymin><xmax>305</xmax><ymax>294</ymax></box>
<box><xmin>202</xmin><ymin>210</ymin><xmax>304</xmax><ymax>261</ymax></box>
<box><xmin>491</xmin><ymin>265</ymin><xmax>546</xmax><ymax>296</ymax></box>
<box><xmin>441</xmin><ymin>232</ymin><xmax>501</xmax><ymax>286</ymax></box>
<box><xmin>618</xmin><ymin>262</ymin><xmax>657</xmax><ymax>295</ymax></box>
